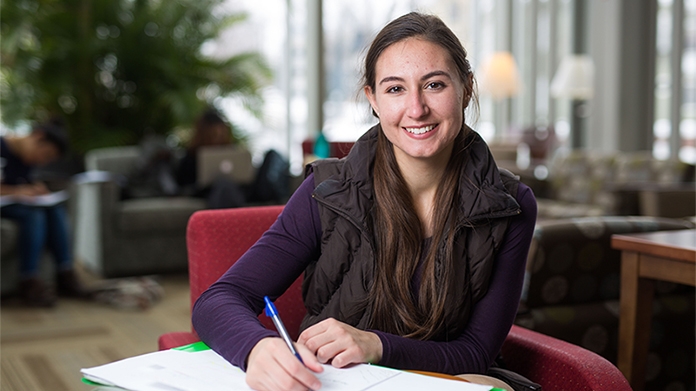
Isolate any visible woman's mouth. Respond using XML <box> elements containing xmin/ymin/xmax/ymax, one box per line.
<box><xmin>404</xmin><ymin>124</ymin><xmax>436</xmax><ymax>135</ymax></box>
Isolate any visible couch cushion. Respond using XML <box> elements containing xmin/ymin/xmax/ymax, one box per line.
<box><xmin>85</xmin><ymin>146</ymin><xmax>140</xmax><ymax>176</ymax></box>
<box><xmin>116</xmin><ymin>197</ymin><xmax>206</xmax><ymax>233</ymax></box>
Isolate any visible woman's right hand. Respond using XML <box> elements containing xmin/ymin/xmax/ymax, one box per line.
<box><xmin>246</xmin><ymin>337</ymin><xmax>324</xmax><ymax>391</ymax></box>
<box><xmin>13</xmin><ymin>183</ymin><xmax>49</xmax><ymax>197</ymax></box>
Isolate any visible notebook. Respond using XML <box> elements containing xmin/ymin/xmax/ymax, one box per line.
<box><xmin>196</xmin><ymin>145</ymin><xmax>255</xmax><ymax>187</ymax></box>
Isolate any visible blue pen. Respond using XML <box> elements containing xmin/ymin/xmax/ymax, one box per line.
<box><xmin>264</xmin><ymin>296</ymin><xmax>305</xmax><ymax>365</ymax></box>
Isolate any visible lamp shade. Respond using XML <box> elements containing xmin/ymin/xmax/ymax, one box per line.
<box><xmin>478</xmin><ymin>52</ymin><xmax>522</xmax><ymax>100</ymax></box>
<box><xmin>550</xmin><ymin>55</ymin><xmax>595</xmax><ymax>100</ymax></box>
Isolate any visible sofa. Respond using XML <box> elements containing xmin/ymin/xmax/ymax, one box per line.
<box><xmin>72</xmin><ymin>146</ymin><xmax>207</xmax><ymax>277</ymax></box>
<box><xmin>527</xmin><ymin>149</ymin><xmax>695</xmax><ymax>220</ymax></box>
<box><xmin>516</xmin><ymin>216</ymin><xmax>695</xmax><ymax>391</ymax></box>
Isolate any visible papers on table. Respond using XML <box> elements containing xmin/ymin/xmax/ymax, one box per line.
<box><xmin>81</xmin><ymin>348</ymin><xmax>493</xmax><ymax>391</ymax></box>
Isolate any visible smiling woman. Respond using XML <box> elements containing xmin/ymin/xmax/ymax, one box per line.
<box><xmin>364</xmin><ymin>38</ymin><xmax>466</xmax><ymax>166</ymax></box>
<box><xmin>192</xmin><ymin>12</ymin><xmax>537</xmax><ymax>391</ymax></box>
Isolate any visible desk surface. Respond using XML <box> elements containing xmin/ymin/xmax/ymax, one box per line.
<box><xmin>611</xmin><ymin>229</ymin><xmax>696</xmax><ymax>263</ymax></box>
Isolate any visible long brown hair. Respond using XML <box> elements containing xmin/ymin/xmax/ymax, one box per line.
<box><xmin>364</xmin><ymin>12</ymin><xmax>477</xmax><ymax>339</ymax></box>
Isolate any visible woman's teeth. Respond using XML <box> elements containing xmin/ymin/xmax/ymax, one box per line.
<box><xmin>405</xmin><ymin>125</ymin><xmax>434</xmax><ymax>135</ymax></box>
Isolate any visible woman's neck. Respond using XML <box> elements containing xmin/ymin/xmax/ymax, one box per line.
<box><xmin>394</xmin><ymin>146</ymin><xmax>452</xmax><ymax>237</ymax></box>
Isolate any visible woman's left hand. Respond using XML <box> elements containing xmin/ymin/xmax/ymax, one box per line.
<box><xmin>298</xmin><ymin>318</ymin><xmax>383</xmax><ymax>368</ymax></box>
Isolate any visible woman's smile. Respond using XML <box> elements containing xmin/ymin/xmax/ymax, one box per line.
<box><xmin>404</xmin><ymin>124</ymin><xmax>437</xmax><ymax>136</ymax></box>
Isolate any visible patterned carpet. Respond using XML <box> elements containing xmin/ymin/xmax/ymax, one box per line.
<box><xmin>0</xmin><ymin>272</ymin><xmax>191</xmax><ymax>391</ymax></box>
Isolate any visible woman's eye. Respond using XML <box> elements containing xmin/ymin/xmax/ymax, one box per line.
<box><xmin>386</xmin><ymin>86</ymin><xmax>403</xmax><ymax>93</ymax></box>
<box><xmin>426</xmin><ymin>82</ymin><xmax>444</xmax><ymax>90</ymax></box>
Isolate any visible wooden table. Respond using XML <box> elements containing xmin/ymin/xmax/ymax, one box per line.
<box><xmin>612</xmin><ymin>229</ymin><xmax>696</xmax><ymax>391</ymax></box>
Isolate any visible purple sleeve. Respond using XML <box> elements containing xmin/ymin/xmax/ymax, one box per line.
<box><xmin>374</xmin><ymin>183</ymin><xmax>537</xmax><ymax>375</ymax></box>
<box><xmin>191</xmin><ymin>174</ymin><xmax>322</xmax><ymax>370</ymax></box>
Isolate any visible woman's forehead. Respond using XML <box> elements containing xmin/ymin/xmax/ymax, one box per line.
<box><xmin>375</xmin><ymin>38</ymin><xmax>456</xmax><ymax>79</ymax></box>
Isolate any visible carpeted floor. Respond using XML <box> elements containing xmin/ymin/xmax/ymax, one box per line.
<box><xmin>0</xmin><ymin>271</ymin><xmax>191</xmax><ymax>391</ymax></box>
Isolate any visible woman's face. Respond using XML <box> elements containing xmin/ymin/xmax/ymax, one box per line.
<box><xmin>23</xmin><ymin>133</ymin><xmax>60</xmax><ymax>166</ymax></box>
<box><xmin>365</xmin><ymin>37</ymin><xmax>466</xmax><ymax>166</ymax></box>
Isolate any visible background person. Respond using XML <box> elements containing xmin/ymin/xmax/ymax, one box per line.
<box><xmin>192</xmin><ymin>12</ymin><xmax>537</xmax><ymax>391</ymax></box>
<box><xmin>1</xmin><ymin>118</ymin><xmax>89</xmax><ymax>307</ymax></box>
<box><xmin>175</xmin><ymin>107</ymin><xmax>235</xmax><ymax>193</ymax></box>
<box><xmin>174</xmin><ymin>107</ymin><xmax>248</xmax><ymax>208</ymax></box>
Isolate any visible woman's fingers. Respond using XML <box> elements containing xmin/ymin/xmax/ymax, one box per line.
<box><xmin>298</xmin><ymin>318</ymin><xmax>383</xmax><ymax>367</ymax></box>
<box><xmin>246</xmin><ymin>337</ymin><xmax>322</xmax><ymax>391</ymax></box>
<box><xmin>296</xmin><ymin>342</ymin><xmax>325</xmax><ymax>373</ymax></box>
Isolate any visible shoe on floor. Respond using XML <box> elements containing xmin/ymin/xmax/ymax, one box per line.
<box><xmin>56</xmin><ymin>269</ymin><xmax>93</xmax><ymax>299</ymax></box>
<box><xmin>19</xmin><ymin>278</ymin><xmax>56</xmax><ymax>307</ymax></box>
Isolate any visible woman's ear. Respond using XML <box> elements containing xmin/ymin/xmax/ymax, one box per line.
<box><xmin>364</xmin><ymin>86</ymin><xmax>379</xmax><ymax>117</ymax></box>
<box><xmin>462</xmin><ymin>74</ymin><xmax>475</xmax><ymax>109</ymax></box>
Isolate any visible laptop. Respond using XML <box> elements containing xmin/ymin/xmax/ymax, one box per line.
<box><xmin>196</xmin><ymin>145</ymin><xmax>255</xmax><ymax>187</ymax></box>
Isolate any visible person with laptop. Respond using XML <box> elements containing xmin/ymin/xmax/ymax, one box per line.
<box><xmin>192</xmin><ymin>12</ymin><xmax>537</xmax><ymax>391</ymax></box>
<box><xmin>176</xmin><ymin>107</ymin><xmax>236</xmax><ymax>193</ymax></box>
<box><xmin>175</xmin><ymin>107</ymin><xmax>250</xmax><ymax>208</ymax></box>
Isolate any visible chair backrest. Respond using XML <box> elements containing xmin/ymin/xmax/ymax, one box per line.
<box><xmin>186</xmin><ymin>205</ymin><xmax>306</xmax><ymax>340</ymax></box>
<box><xmin>85</xmin><ymin>145</ymin><xmax>140</xmax><ymax>175</ymax></box>
<box><xmin>548</xmin><ymin>149</ymin><xmax>617</xmax><ymax>207</ymax></box>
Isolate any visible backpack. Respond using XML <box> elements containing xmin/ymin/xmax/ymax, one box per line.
<box><xmin>249</xmin><ymin>149</ymin><xmax>290</xmax><ymax>204</ymax></box>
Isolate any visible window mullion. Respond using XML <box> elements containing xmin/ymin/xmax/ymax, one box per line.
<box><xmin>671</xmin><ymin>0</ymin><xmax>685</xmax><ymax>159</ymax></box>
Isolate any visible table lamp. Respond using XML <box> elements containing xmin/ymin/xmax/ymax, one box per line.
<box><xmin>478</xmin><ymin>51</ymin><xmax>522</xmax><ymax>101</ymax></box>
<box><xmin>478</xmin><ymin>51</ymin><xmax>522</xmax><ymax>145</ymax></box>
<box><xmin>550</xmin><ymin>54</ymin><xmax>594</xmax><ymax>100</ymax></box>
<box><xmin>551</xmin><ymin>54</ymin><xmax>595</xmax><ymax>148</ymax></box>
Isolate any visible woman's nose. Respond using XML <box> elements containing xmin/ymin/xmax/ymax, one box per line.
<box><xmin>407</xmin><ymin>90</ymin><xmax>428</xmax><ymax>118</ymax></box>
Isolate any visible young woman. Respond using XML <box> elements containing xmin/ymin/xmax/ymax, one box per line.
<box><xmin>192</xmin><ymin>12</ymin><xmax>537</xmax><ymax>391</ymax></box>
<box><xmin>1</xmin><ymin>118</ymin><xmax>89</xmax><ymax>307</ymax></box>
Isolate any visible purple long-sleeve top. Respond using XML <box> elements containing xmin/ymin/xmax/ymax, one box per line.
<box><xmin>192</xmin><ymin>173</ymin><xmax>537</xmax><ymax>375</ymax></box>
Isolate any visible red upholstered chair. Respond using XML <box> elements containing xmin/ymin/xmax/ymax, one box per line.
<box><xmin>502</xmin><ymin>325</ymin><xmax>631</xmax><ymax>391</ymax></box>
<box><xmin>157</xmin><ymin>205</ymin><xmax>303</xmax><ymax>349</ymax></box>
<box><xmin>159</xmin><ymin>205</ymin><xmax>631</xmax><ymax>391</ymax></box>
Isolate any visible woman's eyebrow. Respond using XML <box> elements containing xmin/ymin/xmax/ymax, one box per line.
<box><xmin>421</xmin><ymin>70</ymin><xmax>452</xmax><ymax>81</ymax></box>
<box><xmin>378</xmin><ymin>70</ymin><xmax>452</xmax><ymax>86</ymax></box>
<box><xmin>378</xmin><ymin>76</ymin><xmax>404</xmax><ymax>85</ymax></box>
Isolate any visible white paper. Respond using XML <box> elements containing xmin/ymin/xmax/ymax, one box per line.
<box><xmin>0</xmin><ymin>190</ymin><xmax>69</xmax><ymax>207</ymax></box>
<box><xmin>83</xmin><ymin>350</ymin><xmax>250</xmax><ymax>391</ymax></box>
<box><xmin>366</xmin><ymin>370</ymin><xmax>493</xmax><ymax>391</ymax></box>
<box><xmin>81</xmin><ymin>348</ymin><xmax>492</xmax><ymax>391</ymax></box>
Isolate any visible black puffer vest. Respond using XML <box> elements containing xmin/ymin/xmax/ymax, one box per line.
<box><xmin>301</xmin><ymin>125</ymin><xmax>521</xmax><ymax>340</ymax></box>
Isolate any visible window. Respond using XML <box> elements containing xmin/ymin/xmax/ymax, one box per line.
<box><xmin>653</xmin><ymin>0</ymin><xmax>696</xmax><ymax>163</ymax></box>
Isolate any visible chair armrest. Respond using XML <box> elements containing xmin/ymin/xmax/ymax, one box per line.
<box><xmin>502</xmin><ymin>325</ymin><xmax>631</xmax><ymax>391</ymax></box>
<box><xmin>158</xmin><ymin>332</ymin><xmax>200</xmax><ymax>351</ymax></box>
<box><xmin>72</xmin><ymin>179</ymin><xmax>122</xmax><ymax>274</ymax></box>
